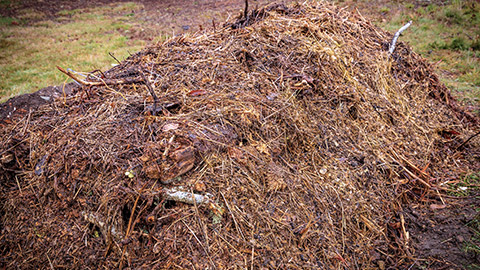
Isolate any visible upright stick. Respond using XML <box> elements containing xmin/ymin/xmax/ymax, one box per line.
<box><xmin>389</xmin><ymin>21</ymin><xmax>412</xmax><ymax>54</ymax></box>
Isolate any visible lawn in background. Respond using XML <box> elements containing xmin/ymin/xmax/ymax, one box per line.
<box><xmin>0</xmin><ymin>2</ymin><xmax>146</xmax><ymax>102</ymax></box>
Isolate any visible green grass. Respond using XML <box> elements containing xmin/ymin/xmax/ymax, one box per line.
<box><xmin>447</xmin><ymin>172</ymin><xmax>480</xmax><ymax>197</ymax></box>
<box><xmin>465</xmin><ymin>209</ymin><xmax>480</xmax><ymax>269</ymax></box>
<box><xmin>376</xmin><ymin>0</ymin><xmax>480</xmax><ymax>109</ymax></box>
<box><xmin>0</xmin><ymin>2</ymin><xmax>146</xmax><ymax>103</ymax></box>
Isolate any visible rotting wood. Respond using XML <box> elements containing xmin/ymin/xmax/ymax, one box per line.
<box><xmin>165</xmin><ymin>187</ymin><xmax>213</xmax><ymax>205</ymax></box>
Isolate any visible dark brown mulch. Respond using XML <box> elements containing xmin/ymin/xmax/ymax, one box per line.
<box><xmin>1</xmin><ymin>1</ymin><xmax>479</xmax><ymax>269</ymax></box>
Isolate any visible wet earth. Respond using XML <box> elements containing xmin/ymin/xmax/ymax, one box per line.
<box><xmin>405</xmin><ymin>197</ymin><xmax>480</xmax><ymax>269</ymax></box>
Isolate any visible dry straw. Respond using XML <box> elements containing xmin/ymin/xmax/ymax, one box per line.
<box><xmin>1</xmin><ymin>1</ymin><xmax>478</xmax><ymax>269</ymax></box>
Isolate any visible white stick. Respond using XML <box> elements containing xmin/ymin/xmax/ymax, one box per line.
<box><xmin>389</xmin><ymin>21</ymin><xmax>412</xmax><ymax>54</ymax></box>
<box><xmin>165</xmin><ymin>187</ymin><xmax>213</xmax><ymax>205</ymax></box>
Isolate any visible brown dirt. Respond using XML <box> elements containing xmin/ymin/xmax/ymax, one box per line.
<box><xmin>1</xmin><ymin>1</ymin><xmax>480</xmax><ymax>269</ymax></box>
<box><xmin>405</xmin><ymin>198</ymin><xmax>480</xmax><ymax>269</ymax></box>
<box><xmin>1</xmin><ymin>0</ymin><xmax>272</xmax><ymax>34</ymax></box>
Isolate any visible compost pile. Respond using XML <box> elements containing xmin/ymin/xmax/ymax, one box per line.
<box><xmin>1</xmin><ymin>1</ymin><xmax>479</xmax><ymax>269</ymax></box>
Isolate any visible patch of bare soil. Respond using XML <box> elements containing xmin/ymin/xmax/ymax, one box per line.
<box><xmin>406</xmin><ymin>198</ymin><xmax>480</xmax><ymax>269</ymax></box>
<box><xmin>0</xmin><ymin>83</ymin><xmax>75</xmax><ymax>121</ymax></box>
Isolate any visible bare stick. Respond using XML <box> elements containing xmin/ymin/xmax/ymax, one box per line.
<box><xmin>456</xmin><ymin>130</ymin><xmax>480</xmax><ymax>150</ymax></box>
<box><xmin>389</xmin><ymin>21</ymin><xmax>412</xmax><ymax>54</ymax></box>
<box><xmin>109</xmin><ymin>52</ymin><xmax>121</xmax><ymax>65</ymax></box>
<box><xmin>57</xmin><ymin>66</ymin><xmax>143</xmax><ymax>86</ymax></box>
<box><xmin>140</xmin><ymin>72</ymin><xmax>160</xmax><ymax>115</ymax></box>
<box><xmin>244</xmin><ymin>0</ymin><xmax>249</xmax><ymax>20</ymax></box>
<box><xmin>57</xmin><ymin>66</ymin><xmax>92</xmax><ymax>86</ymax></box>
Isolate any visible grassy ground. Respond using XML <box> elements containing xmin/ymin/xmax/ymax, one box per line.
<box><xmin>0</xmin><ymin>2</ymin><xmax>146</xmax><ymax>102</ymax></box>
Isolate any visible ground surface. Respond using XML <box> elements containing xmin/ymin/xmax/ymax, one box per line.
<box><xmin>1</xmin><ymin>0</ymin><xmax>479</xmax><ymax>269</ymax></box>
<box><xmin>1</xmin><ymin>0</ymin><xmax>272</xmax><ymax>39</ymax></box>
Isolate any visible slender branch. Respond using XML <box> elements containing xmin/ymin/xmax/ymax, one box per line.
<box><xmin>109</xmin><ymin>52</ymin><xmax>121</xmax><ymax>65</ymax></box>
<box><xmin>57</xmin><ymin>66</ymin><xmax>92</xmax><ymax>86</ymax></box>
<box><xmin>57</xmin><ymin>66</ymin><xmax>143</xmax><ymax>86</ymax></box>
<box><xmin>244</xmin><ymin>0</ymin><xmax>249</xmax><ymax>20</ymax></box>
<box><xmin>389</xmin><ymin>21</ymin><xmax>412</xmax><ymax>54</ymax></box>
<box><xmin>140</xmin><ymin>71</ymin><xmax>159</xmax><ymax>115</ymax></box>
<box><xmin>456</xmin><ymin>130</ymin><xmax>480</xmax><ymax>150</ymax></box>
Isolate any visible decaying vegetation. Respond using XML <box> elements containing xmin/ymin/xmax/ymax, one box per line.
<box><xmin>1</xmin><ymin>1</ymin><xmax>479</xmax><ymax>268</ymax></box>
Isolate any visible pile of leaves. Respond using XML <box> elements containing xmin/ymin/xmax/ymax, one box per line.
<box><xmin>1</xmin><ymin>1</ymin><xmax>478</xmax><ymax>268</ymax></box>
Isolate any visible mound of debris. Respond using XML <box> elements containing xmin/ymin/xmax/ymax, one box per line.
<box><xmin>1</xmin><ymin>1</ymin><xmax>479</xmax><ymax>268</ymax></box>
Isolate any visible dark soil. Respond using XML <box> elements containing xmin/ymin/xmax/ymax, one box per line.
<box><xmin>0</xmin><ymin>83</ymin><xmax>75</xmax><ymax>121</ymax></box>
<box><xmin>406</xmin><ymin>198</ymin><xmax>480</xmax><ymax>269</ymax></box>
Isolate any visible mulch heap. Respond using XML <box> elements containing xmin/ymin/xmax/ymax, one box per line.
<box><xmin>1</xmin><ymin>1</ymin><xmax>479</xmax><ymax>269</ymax></box>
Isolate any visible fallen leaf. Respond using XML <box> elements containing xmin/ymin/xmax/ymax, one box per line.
<box><xmin>145</xmin><ymin>165</ymin><xmax>161</xmax><ymax>179</ymax></box>
<box><xmin>228</xmin><ymin>147</ymin><xmax>247</xmax><ymax>164</ymax></box>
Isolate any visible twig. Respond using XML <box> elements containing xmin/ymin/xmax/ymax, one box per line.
<box><xmin>109</xmin><ymin>52</ymin><xmax>121</xmax><ymax>65</ymax></box>
<box><xmin>140</xmin><ymin>71</ymin><xmax>159</xmax><ymax>115</ymax></box>
<box><xmin>221</xmin><ymin>192</ymin><xmax>246</xmax><ymax>241</ymax></box>
<box><xmin>390</xmin><ymin>150</ymin><xmax>432</xmax><ymax>188</ymax></box>
<box><xmin>119</xmin><ymin>185</ymin><xmax>145</xmax><ymax>269</ymax></box>
<box><xmin>399</xmin><ymin>213</ymin><xmax>410</xmax><ymax>251</ymax></box>
<box><xmin>57</xmin><ymin>66</ymin><xmax>92</xmax><ymax>86</ymax></box>
<box><xmin>57</xmin><ymin>66</ymin><xmax>143</xmax><ymax>86</ymax></box>
<box><xmin>82</xmin><ymin>211</ymin><xmax>123</xmax><ymax>241</ymax></box>
<box><xmin>46</xmin><ymin>254</ymin><xmax>55</xmax><ymax>270</ymax></box>
<box><xmin>244</xmin><ymin>0</ymin><xmax>249</xmax><ymax>20</ymax></box>
<box><xmin>456</xmin><ymin>130</ymin><xmax>480</xmax><ymax>150</ymax></box>
<box><xmin>389</xmin><ymin>21</ymin><xmax>412</xmax><ymax>54</ymax></box>
<box><xmin>181</xmin><ymin>220</ymin><xmax>216</xmax><ymax>269</ymax></box>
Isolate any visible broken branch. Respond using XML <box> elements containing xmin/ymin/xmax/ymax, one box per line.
<box><xmin>389</xmin><ymin>21</ymin><xmax>412</xmax><ymax>54</ymax></box>
<box><xmin>140</xmin><ymin>71</ymin><xmax>160</xmax><ymax>115</ymax></box>
<box><xmin>165</xmin><ymin>187</ymin><xmax>213</xmax><ymax>205</ymax></box>
<box><xmin>456</xmin><ymin>130</ymin><xmax>480</xmax><ymax>151</ymax></box>
<box><xmin>57</xmin><ymin>65</ymin><xmax>144</xmax><ymax>86</ymax></box>
<box><xmin>244</xmin><ymin>0</ymin><xmax>249</xmax><ymax>20</ymax></box>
